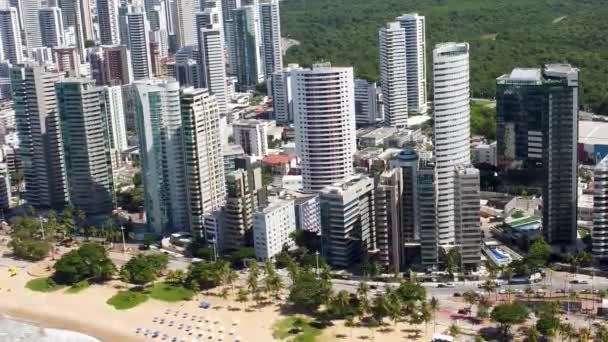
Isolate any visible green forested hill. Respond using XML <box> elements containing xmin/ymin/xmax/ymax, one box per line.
<box><xmin>281</xmin><ymin>0</ymin><xmax>608</xmax><ymax>113</ymax></box>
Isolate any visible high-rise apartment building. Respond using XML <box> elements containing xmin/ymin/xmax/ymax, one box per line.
<box><xmin>259</xmin><ymin>0</ymin><xmax>282</xmax><ymax>79</ymax></box>
<box><xmin>132</xmin><ymin>80</ymin><xmax>225</xmax><ymax>234</ymax></box>
<box><xmin>496</xmin><ymin>65</ymin><xmax>579</xmax><ymax>245</ymax></box>
<box><xmin>53</xmin><ymin>46</ymin><xmax>81</xmax><ymax>75</ymax></box>
<box><xmin>126</xmin><ymin>9</ymin><xmax>152</xmax><ymax>80</ymax></box>
<box><xmin>22</xmin><ymin>0</ymin><xmax>43</xmax><ymax>51</ymax></box>
<box><xmin>374</xmin><ymin>168</ymin><xmax>402</xmax><ymax>273</ymax></box>
<box><xmin>231</xmin><ymin>5</ymin><xmax>263</xmax><ymax>89</ymax></box>
<box><xmin>97</xmin><ymin>0</ymin><xmax>121</xmax><ymax>45</ymax></box>
<box><xmin>594</xmin><ymin>155</ymin><xmax>608</xmax><ymax>261</ymax></box>
<box><xmin>132</xmin><ymin>79</ymin><xmax>188</xmax><ymax>234</ymax></box>
<box><xmin>232</xmin><ymin>119</ymin><xmax>269</xmax><ymax>157</ymax></box>
<box><xmin>292</xmin><ymin>63</ymin><xmax>357</xmax><ymax>192</ymax></box>
<box><xmin>253</xmin><ymin>198</ymin><xmax>295</xmax><ymax>260</ymax></box>
<box><xmin>101</xmin><ymin>85</ymin><xmax>127</xmax><ymax>169</ymax></box>
<box><xmin>379</xmin><ymin>22</ymin><xmax>408</xmax><ymax>127</ymax></box>
<box><xmin>454</xmin><ymin>166</ymin><xmax>481</xmax><ymax>269</ymax></box>
<box><xmin>196</xmin><ymin>17</ymin><xmax>229</xmax><ymax>115</ymax></box>
<box><xmin>320</xmin><ymin>175</ymin><xmax>375</xmax><ymax>268</ymax></box>
<box><xmin>416</xmin><ymin>156</ymin><xmax>438</xmax><ymax>267</ymax></box>
<box><xmin>396</xmin><ymin>13</ymin><xmax>427</xmax><ymax>115</ymax></box>
<box><xmin>354</xmin><ymin>79</ymin><xmax>380</xmax><ymax>126</ymax></box>
<box><xmin>39</xmin><ymin>7</ymin><xmax>65</xmax><ymax>48</ymax></box>
<box><xmin>180</xmin><ymin>87</ymin><xmax>226</xmax><ymax>233</ymax></box>
<box><xmin>432</xmin><ymin>42</ymin><xmax>471</xmax><ymax>245</ymax></box>
<box><xmin>175</xmin><ymin>0</ymin><xmax>198</xmax><ymax>47</ymax></box>
<box><xmin>0</xmin><ymin>8</ymin><xmax>23</xmax><ymax>64</ymax></box>
<box><xmin>223</xmin><ymin>169</ymin><xmax>254</xmax><ymax>250</ymax></box>
<box><xmin>55</xmin><ymin>78</ymin><xmax>114</xmax><ymax>215</ymax></box>
<box><xmin>270</xmin><ymin>64</ymin><xmax>300</xmax><ymax>124</ymax></box>
<box><xmin>10</xmin><ymin>65</ymin><xmax>68</xmax><ymax>209</ymax></box>
<box><xmin>101</xmin><ymin>45</ymin><xmax>133</xmax><ymax>85</ymax></box>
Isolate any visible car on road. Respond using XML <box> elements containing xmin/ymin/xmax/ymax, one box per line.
<box><xmin>570</xmin><ymin>279</ymin><xmax>589</xmax><ymax>284</ymax></box>
<box><xmin>437</xmin><ymin>282</ymin><xmax>456</xmax><ymax>288</ymax></box>
<box><xmin>453</xmin><ymin>292</ymin><xmax>462</xmax><ymax>297</ymax></box>
<box><xmin>498</xmin><ymin>289</ymin><xmax>507</xmax><ymax>294</ymax></box>
<box><xmin>556</xmin><ymin>288</ymin><xmax>566</xmax><ymax>293</ymax></box>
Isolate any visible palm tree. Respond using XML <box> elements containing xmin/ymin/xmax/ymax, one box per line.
<box><xmin>578</xmin><ymin>327</ymin><xmax>591</xmax><ymax>342</ymax></box>
<box><xmin>525</xmin><ymin>286</ymin><xmax>534</xmax><ymax>302</ymax></box>
<box><xmin>429</xmin><ymin>297</ymin><xmax>440</xmax><ymax>333</ymax></box>
<box><xmin>225</xmin><ymin>269</ymin><xmax>238</xmax><ymax>294</ymax></box>
<box><xmin>247</xmin><ymin>261</ymin><xmax>260</xmax><ymax>304</ymax></box>
<box><xmin>568</xmin><ymin>290</ymin><xmax>578</xmax><ymax>314</ymax></box>
<box><xmin>463</xmin><ymin>291</ymin><xmax>478</xmax><ymax>316</ymax></box>
<box><xmin>595</xmin><ymin>324</ymin><xmax>608</xmax><ymax>342</ymax></box>
<box><xmin>449</xmin><ymin>323</ymin><xmax>461</xmax><ymax>342</ymax></box>
<box><xmin>559</xmin><ymin>322</ymin><xmax>575</xmax><ymax>342</ymax></box>
<box><xmin>357</xmin><ymin>281</ymin><xmax>370</xmax><ymax>301</ymax></box>
<box><xmin>503</xmin><ymin>266</ymin><xmax>514</xmax><ymax>303</ymax></box>
<box><xmin>482</xmin><ymin>280</ymin><xmax>497</xmax><ymax>303</ymax></box>
<box><xmin>527</xmin><ymin>326</ymin><xmax>540</xmax><ymax>342</ymax></box>
<box><xmin>236</xmin><ymin>288</ymin><xmax>248</xmax><ymax>310</ymax></box>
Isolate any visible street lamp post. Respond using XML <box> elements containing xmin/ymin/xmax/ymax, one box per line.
<box><xmin>315</xmin><ymin>250</ymin><xmax>320</xmax><ymax>277</ymax></box>
<box><xmin>38</xmin><ymin>215</ymin><xmax>45</xmax><ymax>240</ymax></box>
<box><xmin>211</xmin><ymin>239</ymin><xmax>217</xmax><ymax>262</ymax></box>
<box><xmin>120</xmin><ymin>226</ymin><xmax>126</xmax><ymax>253</ymax></box>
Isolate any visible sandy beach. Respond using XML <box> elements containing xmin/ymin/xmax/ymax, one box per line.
<box><xmin>0</xmin><ymin>261</ymin><xmax>444</xmax><ymax>342</ymax></box>
<box><xmin>0</xmin><ymin>265</ymin><xmax>284</xmax><ymax>342</ymax></box>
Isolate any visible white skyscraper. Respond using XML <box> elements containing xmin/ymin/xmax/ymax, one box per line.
<box><xmin>396</xmin><ymin>13</ymin><xmax>427</xmax><ymax>114</ymax></box>
<box><xmin>180</xmin><ymin>87</ymin><xmax>226</xmax><ymax>232</ymax></box>
<box><xmin>102</xmin><ymin>85</ymin><xmax>127</xmax><ymax>169</ymax></box>
<box><xmin>22</xmin><ymin>0</ymin><xmax>43</xmax><ymax>52</ymax></box>
<box><xmin>432</xmin><ymin>42</ymin><xmax>471</xmax><ymax>245</ymax></box>
<box><xmin>175</xmin><ymin>0</ymin><xmax>198</xmax><ymax>47</ymax></box>
<box><xmin>379</xmin><ymin>21</ymin><xmax>408</xmax><ymax>127</ymax></box>
<box><xmin>39</xmin><ymin>7</ymin><xmax>65</xmax><ymax>48</ymax></box>
<box><xmin>132</xmin><ymin>79</ymin><xmax>188</xmax><ymax>234</ymax></box>
<box><xmin>126</xmin><ymin>8</ymin><xmax>152</xmax><ymax>80</ymax></box>
<box><xmin>196</xmin><ymin>15</ymin><xmax>229</xmax><ymax>115</ymax></box>
<box><xmin>270</xmin><ymin>64</ymin><xmax>300</xmax><ymax>124</ymax></box>
<box><xmin>259</xmin><ymin>0</ymin><xmax>282</xmax><ymax>79</ymax></box>
<box><xmin>292</xmin><ymin>63</ymin><xmax>357</xmax><ymax>192</ymax></box>
<box><xmin>0</xmin><ymin>8</ymin><xmax>23</xmax><ymax>64</ymax></box>
<box><xmin>594</xmin><ymin>155</ymin><xmax>608</xmax><ymax>260</ymax></box>
<box><xmin>97</xmin><ymin>0</ymin><xmax>121</xmax><ymax>45</ymax></box>
<box><xmin>132</xmin><ymin>80</ymin><xmax>225</xmax><ymax>235</ymax></box>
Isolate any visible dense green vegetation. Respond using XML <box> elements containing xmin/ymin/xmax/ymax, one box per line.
<box><xmin>282</xmin><ymin>0</ymin><xmax>608</xmax><ymax>113</ymax></box>
<box><xmin>25</xmin><ymin>277</ymin><xmax>65</xmax><ymax>292</ymax></box>
<box><xmin>66</xmin><ymin>280</ymin><xmax>91</xmax><ymax>294</ymax></box>
<box><xmin>120</xmin><ymin>253</ymin><xmax>169</xmax><ymax>285</ymax></box>
<box><xmin>53</xmin><ymin>243</ymin><xmax>116</xmax><ymax>284</ymax></box>
<box><xmin>470</xmin><ymin>101</ymin><xmax>496</xmax><ymax>140</ymax></box>
<box><xmin>272</xmin><ymin>317</ymin><xmax>323</xmax><ymax>342</ymax></box>
<box><xmin>107</xmin><ymin>290</ymin><xmax>149</xmax><ymax>310</ymax></box>
<box><xmin>147</xmin><ymin>282</ymin><xmax>193</xmax><ymax>302</ymax></box>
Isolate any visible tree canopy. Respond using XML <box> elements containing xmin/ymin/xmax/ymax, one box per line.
<box><xmin>491</xmin><ymin>303</ymin><xmax>530</xmax><ymax>338</ymax></box>
<box><xmin>53</xmin><ymin>243</ymin><xmax>116</xmax><ymax>284</ymax></box>
<box><xmin>121</xmin><ymin>254</ymin><xmax>169</xmax><ymax>285</ymax></box>
<box><xmin>282</xmin><ymin>0</ymin><xmax>608</xmax><ymax>114</ymax></box>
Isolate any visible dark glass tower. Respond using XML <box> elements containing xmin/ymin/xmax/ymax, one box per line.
<box><xmin>496</xmin><ymin>64</ymin><xmax>579</xmax><ymax>245</ymax></box>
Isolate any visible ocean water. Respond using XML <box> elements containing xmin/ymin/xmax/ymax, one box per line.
<box><xmin>0</xmin><ymin>316</ymin><xmax>101</xmax><ymax>342</ymax></box>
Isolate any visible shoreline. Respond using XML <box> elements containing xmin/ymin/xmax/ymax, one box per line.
<box><xmin>0</xmin><ymin>306</ymin><xmax>136</xmax><ymax>342</ymax></box>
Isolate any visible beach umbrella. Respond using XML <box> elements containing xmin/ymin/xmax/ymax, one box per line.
<box><xmin>205</xmin><ymin>316</ymin><xmax>211</xmax><ymax>322</ymax></box>
<box><xmin>208</xmin><ymin>327</ymin><xmax>213</xmax><ymax>332</ymax></box>
<box><xmin>218</xmin><ymin>326</ymin><xmax>224</xmax><ymax>332</ymax></box>
<box><xmin>218</xmin><ymin>335</ymin><xmax>224</xmax><ymax>341</ymax></box>
<box><xmin>235</xmin><ymin>336</ymin><xmax>242</xmax><ymax>341</ymax></box>
<box><xmin>197</xmin><ymin>323</ymin><xmax>202</xmax><ymax>329</ymax></box>
<box><xmin>214</xmin><ymin>320</ymin><xmax>220</xmax><ymax>324</ymax></box>
<box><xmin>232</xmin><ymin>320</ymin><xmax>239</xmax><ymax>326</ymax></box>
<box><xmin>229</xmin><ymin>329</ymin><xmax>235</xmax><ymax>335</ymax></box>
